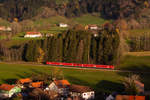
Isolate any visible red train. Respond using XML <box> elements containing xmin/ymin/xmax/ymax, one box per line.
<box><xmin>46</xmin><ymin>62</ymin><xmax>115</xmax><ymax>69</ymax></box>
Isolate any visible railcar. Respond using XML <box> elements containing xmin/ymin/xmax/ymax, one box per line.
<box><xmin>46</xmin><ymin>62</ymin><xmax>114</xmax><ymax>69</ymax></box>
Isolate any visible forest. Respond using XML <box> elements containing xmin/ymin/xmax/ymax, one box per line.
<box><xmin>0</xmin><ymin>0</ymin><xmax>149</xmax><ymax>21</ymax></box>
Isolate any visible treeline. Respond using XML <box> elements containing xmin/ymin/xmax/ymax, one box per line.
<box><xmin>128</xmin><ymin>32</ymin><xmax>150</xmax><ymax>51</ymax></box>
<box><xmin>0</xmin><ymin>29</ymin><xmax>119</xmax><ymax>65</ymax></box>
<box><xmin>0</xmin><ymin>0</ymin><xmax>148</xmax><ymax>21</ymax></box>
<box><xmin>25</xmin><ymin>29</ymin><xmax>119</xmax><ymax>65</ymax></box>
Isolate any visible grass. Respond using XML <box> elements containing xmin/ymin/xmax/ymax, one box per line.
<box><xmin>73</xmin><ymin>14</ymin><xmax>108</xmax><ymax>26</ymax></box>
<box><xmin>55</xmin><ymin>0</ymin><xmax>70</xmax><ymax>5</ymax></box>
<box><xmin>125</xmin><ymin>51</ymin><xmax>150</xmax><ymax>56</ymax></box>
<box><xmin>118</xmin><ymin>55</ymin><xmax>150</xmax><ymax>72</ymax></box>
<box><xmin>40</xmin><ymin>26</ymin><xmax>68</xmax><ymax>34</ymax></box>
<box><xmin>0</xmin><ymin>18</ymin><xmax>10</xmax><ymax>26</ymax></box>
<box><xmin>128</xmin><ymin>29</ymin><xmax>150</xmax><ymax>36</ymax></box>
<box><xmin>0</xmin><ymin>35</ymin><xmax>6</xmax><ymax>40</ymax></box>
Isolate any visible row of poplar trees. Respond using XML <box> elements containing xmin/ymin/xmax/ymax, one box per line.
<box><xmin>25</xmin><ymin>28</ymin><xmax>119</xmax><ymax>65</ymax></box>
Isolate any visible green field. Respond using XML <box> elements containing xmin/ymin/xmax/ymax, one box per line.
<box><xmin>118</xmin><ymin>55</ymin><xmax>150</xmax><ymax>72</ymax></box>
<box><xmin>0</xmin><ymin>55</ymin><xmax>150</xmax><ymax>92</ymax></box>
<box><xmin>0</xmin><ymin>62</ymin><xmax>124</xmax><ymax>93</ymax></box>
<box><xmin>73</xmin><ymin>14</ymin><xmax>108</xmax><ymax>26</ymax></box>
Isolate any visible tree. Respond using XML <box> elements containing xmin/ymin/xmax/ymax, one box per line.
<box><xmin>123</xmin><ymin>74</ymin><xmax>141</xmax><ymax>95</ymax></box>
<box><xmin>11</xmin><ymin>22</ymin><xmax>22</xmax><ymax>34</ymax></box>
<box><xmin>37</xmin><ymin>47</ymin><xmax>45</xmax><ymax>63</ymax></box>
<box><xmin>51</xmin><ymin>67</ymin><xmax>64</xmax><ymax>80</ymax></box>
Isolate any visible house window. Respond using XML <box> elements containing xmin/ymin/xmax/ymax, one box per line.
<box><xmin>83</xmin><ymin>93</ymin><xmax>86</xmax><ymax>96</ymax></box>
<box><xmin>91</xmin><ymin>92</ymin><xmax>94</xmax><ymax>95</ymax></box>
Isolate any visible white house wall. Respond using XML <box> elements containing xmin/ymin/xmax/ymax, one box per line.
<box><xmin>48</xmin><ymin>82</ymin><xmax>59</xmax><ymax>92</ymax></box>
<box><xmin>24</xmin><ymin>34</ymin><xmax>42</xmax><ymax>38</ymax></box>
<box><xmin>82</xmin><ymin>91</ymin><xmax>95</xmax><ymax>100</ymax></box>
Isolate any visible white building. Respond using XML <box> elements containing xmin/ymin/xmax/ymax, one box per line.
<box><xmin>24</xmin><ymin>32</ymin><xmax>42</xmax><ymax>38</ymax></box>
<box><xmin>89</xmin><ymin>25</ymin><xmax>98</xmax><ymax>30</ymax></box>
<box><xmin>0</xmin><ymin>84</ymin><xmax>21</xmax><ymax>99</ymax></box>
<box><xmin>0</xmin><ymin>26</ymin><xmax>12</xmax><ymax>31</ymax></box>
<box><xmin>69</xmin><ymin>84</ymin><xmax>95</xmax><ymax>100</ymax></box>
<box><xmin>59</xmin><ymin>23</ymin><xmax>68</xmax><ymax>28</ymax></box>
<box><xmin>45</xmin><ymin>80</ymin><xmax>70</xmax><ymax>96</ymax></box>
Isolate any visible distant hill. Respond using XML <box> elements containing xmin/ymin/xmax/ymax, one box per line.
<box><xmin>0</xmin><ymin>0</ymin><xmax>150</xmax><ymax>29</ymax></box>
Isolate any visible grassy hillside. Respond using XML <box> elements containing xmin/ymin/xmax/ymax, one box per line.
<box><xmin>0</xmin><ymin>18</ymin><xmax>10</xmax><ymax>26</ymax></box>
<box><xmin>73</xmin><ymin>14</ymin><xmax>108</xmax><ymax>26</ymax></box>
<box><xmin>128</xmin><ymin>29</ymin><xmax>150</xmax><ymax>36</ymax></box>
<box><xmin>118</xmin><ymin>55</ymin><xmax>150</xmax><ymax>72</ymax></box>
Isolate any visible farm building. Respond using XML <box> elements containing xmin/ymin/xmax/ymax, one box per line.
<box><xmin>45</xmin><ymin>80</ymin><xmax>70</xmax><ymax>96</ymax></box>
<box><xmin>85</xmin><ymin>25</ymin><xmax>98</xmax><ymax>30</ymax></box>
<box><xmin>69</xmin><ymin>84</ymin><xmax>95</xmax><ymax>100</ymax></box>
<box><xmin>24</xmin><ymin>32</ymin><xmax>42</xmax><ymax>38</ymax></box>
<box><xmin>59</xmin><ymin>23</ymin><xmax>68</xmax><ymax>28</ymax></box>
<box><xmin>0</xmin><ymin>84</ymin><xmax>21</xmax><ymax>99</ymax></box>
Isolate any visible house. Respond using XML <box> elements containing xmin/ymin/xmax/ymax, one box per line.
<box><xmin>17</xmin><ymin>78</ymin><xmax>32</xmax><ymax>88</ymax></box>
<box><xmin>59</xmin><ymin>23</ymin><xmax>68</xmax><ymax>28</ymax></box>
<box><xmin>30</xmin><ymin>82</ymin><xmax>43</xmax><ymax>88</ymax></box>
<box><xmin>6</xmin><ymin>27</ymin><xmax>12</xmax><ymax>31</ymax></box>
<box><xmin>134</xmin><ymin>80</ymin><xmax>144</xmax><ymax>94</ymax></box>
<box><xmin>0</xmin><ymin>84</ymin><xmax>21</xmax><ymax>99</ymax></box>
<box><xmin>24</xmin><ymin>32</ymin><xmax>42</xmax><ymax>38</ymax></box>
<box><xmin>89</xmin><ymin>25</ymin><xmax>98</xmax><ymax>30</ymax></box>
<box><xmin>85</xmin><ymin>25</ymin><xmax>98</xmax><ymax>30</ymax></box>
<box><xmin>115</xmin><ymin>95</ymin><xmax>145</xmax><ymax>100</ymax></box>
<box><xmin>0</xmin><ymin>26</ymin><xmax>12</xmax><ymax>31</ymax></box>
<box><xmin>0</xmin><ymin>26</ymin><xmax>6</xmax><ymax>31</ymax></box>
<box><xmin>69</xmin><ymin>84</ymin><xmax>95</xmax><ymax>100</ymax></box>
<box><xmin>46</xmin><ymin>33</ymin><xmax>54</xmax><ymax>37</ymax></box>
<box><xmin>45</xmin><ymin>80</ymin><xmax>70</xmax><ymax>96</ymax></box>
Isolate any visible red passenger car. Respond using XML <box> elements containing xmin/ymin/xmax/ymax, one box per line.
<box><xmin>46</xmin><ymin>62</ymin><xmax>115</xmax><ymax>69</ymax></box>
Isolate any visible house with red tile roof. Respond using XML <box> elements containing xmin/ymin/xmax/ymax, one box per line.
<box><xmin>85</xmin><ymin>24</ymin><xmax>98</xmax><ymax>30</ymax></box>
<box><xmin>69</xmin><ymin>84</ymin><xmax>94</xmax><ymax>100</ymax></box>
<box><xmin>24</xmin><ymin>32</ymin><xmax>42</xmax><ymax>38</ymax></box>
<box><xmin>0</xmin><ymin>84</ymin><xmax>21</xmax><ymax>99</ymax></box>
<box><xmin>134</xmin><ymin>80</ymin><xmax>144</xmax><ymax>94</ymax></box>
<box><xmin>45</xmin><ymin>80</ymin><xmax>70</xmax><ymax>95</ymax></box>
<box><xmin>116</xmin><ymin>95</ymin><xmax>145</xmax><ymax>100</ymax></box>
<box><xmin>17</xmin><ymin>78</ymin><xmax>32</xmax><ymax>84</ymax></box>
<box><xmin>17</xmin><ymin>78</ymin><xmax>32</xmax><ymax>88</ymax></box>
<box><xmin>30</xmin><ymin>82</ymin><xmax>43</xmax><ymax>88</ymax></box>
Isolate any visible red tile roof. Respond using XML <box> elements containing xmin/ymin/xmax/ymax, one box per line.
<box><xmin>0</xmin><ymin>84</ymin><xmax>15</xmax><ymax>91</ymax></box>
<box><xmin>26</xmin><ymin>32</ymin><xmax>41</xmax><ymax>35</ymax></box>
<box><xmin>18</xmin><ymin>78</ymin><xmax>32</xmax><ymax>84</ymax></box>
<box><xmin>54</xmin><ymin>80</ymin><xmax>70</xmax><ymax>88</ymax></box>
<box><xmin>69</xmin><ymin>84</ymin><xmax>93</xmax><ymax>93</ymax></box>
<box><xmin>116</xmin><ymin>95</ymin><xmax>145</xmax><ymax>100</ymax></box>
<box><xmin>31</xmin><ymin>82</ymin><xmax>43</xmax><ymax>88</ymax></box>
